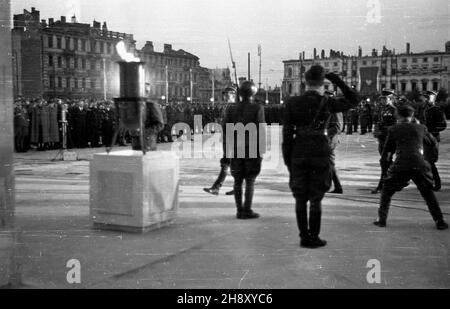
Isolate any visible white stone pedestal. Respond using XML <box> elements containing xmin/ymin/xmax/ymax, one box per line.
<box><xmin>90</xmin><ymin>150</ymin><xmax>179</xmax><ymax>233</ymax></box>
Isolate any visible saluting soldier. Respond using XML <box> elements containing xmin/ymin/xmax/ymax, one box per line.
<box><xmin>283</xmin><ymin>66</ymin><xmax>359</xmax><ymax>248</ymax></box>
<box><xmin>374</xmin><ymin>105</ymin><xmax>448</xmax><ymax>230</ymax></box>
<box><xmin>421</xmin><ymin>90</ymin><xmax>447</xmax><ymax>191</ymax></box>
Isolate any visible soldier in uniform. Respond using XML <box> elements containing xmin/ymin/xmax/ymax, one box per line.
<box><xmin>374</xmin><ymin>105</ymin><xmax>448</xmax><ymax>230</ymax></box>
<box><xmin>223</xmin><ymin>81</ymin><xmax>266</xmax><ymax>220</ymax></box>
<box><xmin>204</xmin><ymin>87</ymin><xmax>237</xmax><ymax>196</ymax></box>
<box><xmin>325</xmin><ymin>91</ymin><xmax>344</xmax><ymax>194</ymax></box>
<box><xmin>421</xmin><ymin>90</ymin><xmax>447</xmax><ymax>191</ymax></box>
<box><xmin>283</xmin><ymin>66</ymin><xmax>359</xmax><ymax>248</ymax></box>
<box><xmin>359</xmin><ymin>99</ymin><xmax>373</xmax><ymax>135</ymax></box>
<box><xmin>372</xmin><ymin>90</ymin><xmax>398</xmax><ymax>194</ymax></box>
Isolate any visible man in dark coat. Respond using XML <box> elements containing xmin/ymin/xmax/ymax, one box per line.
<box><xmin>223</xmin><ymin>81</ymin><xmax>266</xmax><ymax>220</ymax></box>
<box><xmin>14</xmin><ymin>101</ymin><xmax>30</xmax><ymax>152</ymax></box>
<box><xmin>100</xmin><ymin>102</ymin><xmax>116</xmax><ymax>147</ymax></box>
<box><xmin>374</xmin><ymin>105</ymin><xmax>448</xmax><ymax>230</ymax></box>
<box><xmin>421</xmin><ymin>91</ymin><xmax>447</xmax><ymax>191</ymax></box>
<box><xmin>283</xmin><ymin>66</ymin><xmax>359</xmax><ymax>248</ymax></box>
<box><xmin>372</xmin><ymin>91</ymin><xmax>398</xmax><ymax>194</ymax></box>
<box><xmin>70</xmin><ymin>100</ymin><xmax>88</xmax><ymax>148</ymax></box>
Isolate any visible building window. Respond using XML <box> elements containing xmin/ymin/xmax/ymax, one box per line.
<box><xmin>48</xmin><ymin>55</ymin><xmax>54</xmax><ymax>67</ymax></box>
<box><xmin>66</xmin><ymin>77</ymin><xmax>71</xmax><ymax>89</ymax></box>
<box><xmin>81</xmin><ymin>40</ymin><xmax>86</xmax><ymax>52</ymax></box>
<box><xmin>401</xmin><ymin>82</ymin><xmax>406</xmax><ymax>93</ymax></box>
<box><xmin>391</xmin><ymin>68</ymin><xmax>396</xmax><ymax>75</ymax></box>
<box><xmin>74</xmin><ymin>78</ymin><xmax>78</xmax><ymax>89</ymax></box>
<box><xmin>58</xmin><ymin>77</ymin><xmax>62</xmax><ymax>88</ymax></box>
<box><xmin>423</xmin><ymin>58</ymin><xmax>428</xmax><ymax>63</ymax></box>
<box><xmin>74</xmin><ymin>57</ymin><xmax>78</xmax><ymax>69</ymax></box>
<box><xmin>48</xmin><ymin>36</ymin><xmax>53</xmax><ymax>48</ymax></box>
<box><xmin>288</xmin><ymin>83</ymin><xmax>292</xmax><ymax>95</ymax></box>
<box><xmin>381</xmin><ymin>68</ymin><xmax>386</xmax><ymax>76</ymax></box>
<box><xmin>57</xmin><ymin>37</ymin><xmax>62</xmax><ymax>49</ymax></box>
<box><xmin>362</xmin><ymin>61</ymin><xmax>367</xmax><ymax>65</ymax></box>
<box><xmin>49</xmin><ymin>75</ymin><xmax>55</xmax><ymax>88</ymax></box>
<box><xmin>81</xmin><ymin>59</ymin><xmax>86</xmax><ymax>70</ymax></box>
<box><xmin>100</xmin><ymin>42</ymin><xmax>105</xmax><ymax>54</ymax></box>
<box><xmin>372</xmin><ymin>60</ymin><xmax>377</xmax><ymax>65</ymax></box>
<box><xmin>411</xmin><ymin>82</ymin><xmax>417</xmax><ymax>91</ymax></box>
<box><xmin>287</xmin><ymin>67</ymin><xmax>293</xmax><ymax>78</ymax></box>
<box><xmin>107</xmin><ymin>43</ymin><xmax>111</xmax><ymax>54</ymax></box>
<box><xmin>433</xmin><ymin>82</ymin><xmax>439</xmax><ymax>91</ymax></box>
<box><xmin>402</xmin><ymin>59</ymin><xmax>407</xmax><ymax>63</ymax></box>
<box><xmin>82</xmin><ymin>78</ymin><xmax>86</xmax><ymax>89</ymax></box>
<box><xmin>74</xmin><ymin>39</ymin><xmax>78</xmax><ymax>51</ymax></box>
<box><xmin>391</xmin><ymin>83</ymin><xmax>396</xmax><ymax>90</ymax></box>
<box><xmin>91</xmin><ymin>79</ymin><xmax>96</xmax><ymax>89</ymax></box>
<box><xmin>352</xmin><ymin>70</ymin><xmax>357</xmax><ymax>77</ymax></box>
<box><xmin>324</xmin><ymin>62</ymin><xmax>329</xmax><ymax>67</ymax></box>
<box><xmin>434</xmin><ymin>57</ymin><xmax>439</xmax><ymax>62</ymax></box>
<box><xmin>422</xmin><ymin>82</ymin><xmax>428</xmax><ymax>91</ymax></box>
<box><xmin>381</xmin><ymin>83</ymin><xmax>386</xmax><ymax>90</ymax></box>
<box><xmin>57</xmin><ymin>57</ymin><xmax>62</xmax><ymax>68</ymax></box>
<box><xmin>412</xmin><ymin>58</ymin><xmax>418</xmax><ymax>63</ymax></box>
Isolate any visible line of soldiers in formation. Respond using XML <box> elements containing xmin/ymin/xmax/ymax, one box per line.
<box><xmin>203</xmin><ymin>66</ymin><xmax>449</xmax><ymax>249</ymax></box>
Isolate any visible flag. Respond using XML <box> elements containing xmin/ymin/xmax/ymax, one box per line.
<box><xmin>359</xmin><ymin>67</ymin><xmax>379</xmax><ymax>94</ymax></box>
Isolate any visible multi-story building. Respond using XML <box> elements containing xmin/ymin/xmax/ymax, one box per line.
<box><xmin>12</xmin><ymin>7</ymin><xmax>212</xmax><ymax>102</ymax></box>
<box><xmin>282</xmin><ymin>42</ymin><xmax>450</xmax><ymax>97</ymax></box>
<box><xmin>197</xmin><ymin>68</ymin><xmax>233</xmax><ymax>104</ymax></box>
<box><xmin>139</xmin><ymin>41</ymin><xmax>205</xmax><ymax>103</ymax></box>
<box><xmin>12</xmin><ymin>7</ymin><xmax>137</xmax><ymax>99</ymax></box>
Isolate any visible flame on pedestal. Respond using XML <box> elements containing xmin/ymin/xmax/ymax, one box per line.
<box><xmin>116</xmin><ymin>41</ymin><xmax>140</xmax><ymax>62</ymax></box>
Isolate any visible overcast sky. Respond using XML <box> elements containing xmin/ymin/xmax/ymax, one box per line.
<box><xmin>12</xmin><ymin>0</ymin><xmax>450</xmax><ymax>87</ymax></box>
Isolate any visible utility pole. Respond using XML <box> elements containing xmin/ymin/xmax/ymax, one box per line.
<box><xmin>189</xmin><ymin>68</ymin><xmax>193</xmax><ymax>103</ymax></box>
<box><xmin>265</xmin><ymin>78</ymin><xmax>269</xmax><ymax>104</ymax></box>
<box><xmin>103</xmin><ymin>58</ymin><xmax>107</xmax><ymax>100</ymax></box>
<box><xmin>280</xmin><ymin>79</ymin><xmax>283</xmax><ymax>104</ymax></box>
<box><xmin>258</xmin><ymin>45</ymin><xmax>262</xmax><ymax>90</ymax></box>
<box><xmin>211</xmin><ymin>71</ymin><xmax>215</xmax><ymax>105</ymax></box>
<box><xmin>165</xmin><ymin>65</ymin><xmax>169</xmax><ymax>105</ymax></box>
<box><xmin>248</xmin><ymin>52</ymin><xmax>251</xmax><ymax>81</ymax></box>
<box><xmin>299</xmin><ymin>52</ymin><xmax>303</xmax><ymax>96</ymax></box>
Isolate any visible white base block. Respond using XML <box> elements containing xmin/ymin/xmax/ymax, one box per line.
<box><xmin>90</xmin><ymin>150</ymin><xmax>180</xmax><ymax>233</ymax></box>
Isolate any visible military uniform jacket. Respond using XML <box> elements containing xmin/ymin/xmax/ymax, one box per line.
<box><xmin>374</xmin><ymin>105</ymin><xmax>397</xmax><ymax>140</ymax></box>
<box><xmin>282</xmin><ymin>84</ymin><xmax>358</xmax><ymax>168</ymax></box>
<box><xmin>222</xmin><ymin>101</ymin><xmax>266</xmax><ymax>159</ymax></box>
<box><xmin>424</xmin><ymin>105</ymin><xmax>447</xmax><ymax>142</ymax></box>
<box><xmin>381</xmin><ymin>122</ymin><xmax>437</xmax><ymax>173</ymax></box>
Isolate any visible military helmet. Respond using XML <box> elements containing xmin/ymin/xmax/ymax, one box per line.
<box><xmin>239</xmin><ymin>81</ymin><xmax>258</xmax><ymax>98</ymax></box>
<box><xmin>223</xmin><ymin>86</ymin><xmax>237</xmax><ymax>94</ymax></box>
<box><xmin>381</xmin><ymin>89</ymin><xmax>396</xmax><ymax>97</ymax></box>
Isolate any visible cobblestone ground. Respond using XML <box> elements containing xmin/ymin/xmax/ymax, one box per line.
<box><xmin>11</xmin><ymin>127</ymin><xmax>450</xmax><ymax>289</ymax></box>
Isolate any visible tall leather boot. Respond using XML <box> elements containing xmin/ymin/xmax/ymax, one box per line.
<box><xmin>234</xmin><ymin>184</ymin><xmax>244</xmax><ymax>219</ymax></box>
<box><xmin>295</xmin><ymin>198</ymin><xmax>309</xmax><ymax>246</ymax></box>
<box><xmin>241</xmin><ymin>179</ymin><xmax>259</xmax><ymax>219</ymax></box>
<box><xmin>308</xmin><ymin>200</ymin><xmax>326</xmax><ymax>248</ymax></box>
<box><xmin>374</xmin><ymin>190</ymin><xmax>392</xmax><ymax>227</ymax></box>
<box><xmin>431</xmin><ymin>163</ymin><xmax>442</xmax><ymax>191</ymax></box>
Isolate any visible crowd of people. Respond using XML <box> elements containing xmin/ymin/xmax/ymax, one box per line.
<box><xmin>13</xmin><ymin>96</ymin><xmax>287</xmax><ymax>153</ymax></box>
<box><xmin>13</xmin><ymin>98</ymin><xmax>237</xmax><ymax>153</ymax></box>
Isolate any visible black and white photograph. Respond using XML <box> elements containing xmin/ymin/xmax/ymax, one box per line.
<box><xmin>0</xmin><ymin>0</ymin><xmax>449</xmax><ymax>293</ymax></box>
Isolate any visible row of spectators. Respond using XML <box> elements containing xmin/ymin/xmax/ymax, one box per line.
<box><xmin>13</xmin><ymin>97</ymin><xmax>284</xmax><ymax>153</ymax></box>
